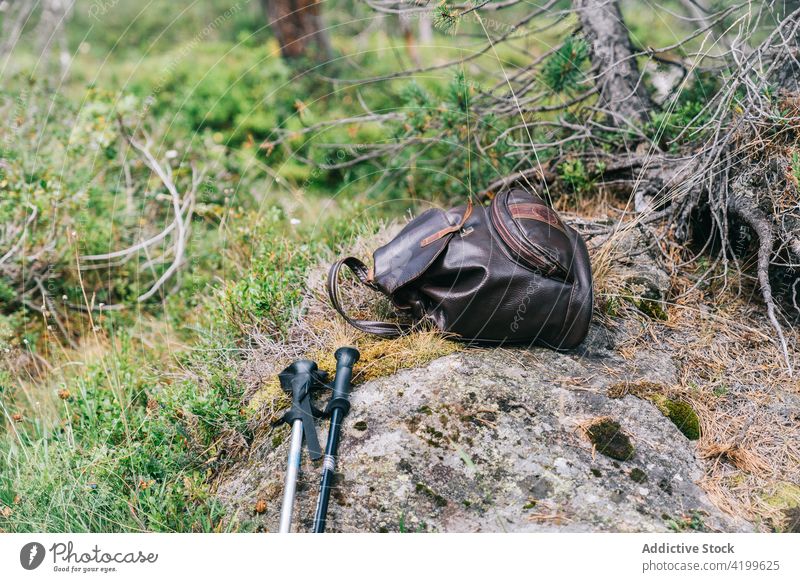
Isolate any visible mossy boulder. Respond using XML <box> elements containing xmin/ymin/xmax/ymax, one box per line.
<box><xmin>219</xmin><ymin>346</ymin><xmax>750</xmax><ymax>532</ymax></box>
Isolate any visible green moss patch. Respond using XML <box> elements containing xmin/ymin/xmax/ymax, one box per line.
<box><xmin>585</xmin><ymin>419</ymin><xmax>635</xmax><ymax>461</ymax></box>
<box><xmin>764</xmin><ymin>482</ymin><xmax>800</xmax><ymax>508</ymax></box>
<box><xmin>630</xmin><ymin>468</ymin><xmax>648</xmax><ymax>483</ymax></box>
<box><xmin>764</xmin><ymin>482</ymin><xmax>800</xmax><ymax>507</ymax></box>
<box><xmin>651</xmin><ymin>395</ymin><xmax>701</xmax><ymax>440</ymax></box>
<box><xmin>761</xmin><ymin>482</ymin><xmax>800</xmax><ymax>532</ymax></box>
<box><xmin>609</xmin><ymin>382</ymin><xmax>701</xmax><ymax>441</ymax></box>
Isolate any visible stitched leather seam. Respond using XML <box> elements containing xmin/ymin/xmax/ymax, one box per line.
<box><xmin>508</xmin><ymin>208</ymin><xmax>568</xmax><ymax>235</ymax></box>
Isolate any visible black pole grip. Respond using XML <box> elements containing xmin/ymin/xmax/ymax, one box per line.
<box><xmin>313</xmin><ymin>346</ymin><xmax>360</xmax><ymax>532</ymax></box>
<box><xmin>324</xmin><ymin>347</ymin><xmax>359</xmax><ymax>417</ymax></box>
<box><xmin>278</xmin><ymin>360</ymin><xmax>328</xmax><ymax>460</ymax></box>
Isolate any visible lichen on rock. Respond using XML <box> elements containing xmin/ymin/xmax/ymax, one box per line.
<box><xmin>217</xmin><ymin>339</ymin><xmax>751</xmax><ymax>532</ymax></box>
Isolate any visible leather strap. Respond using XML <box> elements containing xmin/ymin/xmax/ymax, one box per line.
<box><xmin>327</xmin><ymin>256</ymin><xmax>411</xmax><ymax>338</ymax></box>
<box><xmin>277</xmin><ymin>364</ymin><xmax>329</xmax><ymax>460</ymax></box>
<box><xmin>420</xmin><ymin>200</ymin><xmax>474</xmax><ymax>247</ymax></box>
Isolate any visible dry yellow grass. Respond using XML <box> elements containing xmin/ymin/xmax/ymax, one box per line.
<box><xmin>604</xmin><ymin>240</ymin><xmax>800</xmax><ymax>531</ymax></box>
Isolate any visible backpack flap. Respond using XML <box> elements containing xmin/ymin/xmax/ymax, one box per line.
<box><xmin>372</xmin><ymin>203</ymin><xmax>472</xmax><ymax>295</ymax></box>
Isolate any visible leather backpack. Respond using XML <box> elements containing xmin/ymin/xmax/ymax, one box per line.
<box><xmin>327</xmin><ymin>186</ymin><xmax>593</xmax><ymax>349</ymax></box>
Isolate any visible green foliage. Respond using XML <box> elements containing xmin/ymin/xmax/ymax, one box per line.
<box><xmin>0</xmin><ymin>85</ymin><xmax>126</xmax><ymax>315</ymax></box>
<box><xmin>558</xmin><ymin>158</ymin><xmax>605</xmax><ymax>195</ymax></box>
<box><xmin>790</xmin><ymin>150</ymin><xmax>800</xmax><ymax>186</ymax></box>
<box><xmin>0</xmin><ymin>338</ymin><xmax>248</xmax><ymax>532</ymax></box>
<box><xmin>68</xmin><ymin>0</ymin><xmax>266</xmax><ymax>58</ymax></box>
<box><xmin>126</xmin><ymin>43</ymin><xmax>292</xmax><ymax>147</ymax></box>
<box><xmin>559</xmin><ymin>158</ymin><xmax>589</xmax><ymax>192</ymax></box>
<box><xmin>541</xmin><ymin>35</ymin><xmax>589</xmax><ymax>94</ymax></box>
<box><xmin>448</xmin><ymin>70</ymin><xmax>472</xmax><ymax>112</ymax></box>
<box><xmin>647</xmin><ymin>73</ymin><xmax>719</xmax><ymax>149</ymax></box>
<box><xmin>225</xmin><ymin>210</ymin><xmax>315</xmax><ymax>338</ymax></box>
<box><xmin>433</xmin><ymin>3</ymin><xmax>460</xmax><ymax>34</ymax></box>
<box><xmin>223</xmin><ymin>202</ymin><xmax>381</xmax><ymax>340</ymax></box>
<box><xmin>0</xmin><ymin>79</ymin><xmax>250</xmax><ymax>338</ymax></box>
<box><xmin>372</xmin><ymin>72</ymin><xmax>518</xmax><ymax>199</ymax></box>
<box><xmin>665</xmin><ymin>511</ymin><xmax>707</xmax><ymax>532</ymax></box>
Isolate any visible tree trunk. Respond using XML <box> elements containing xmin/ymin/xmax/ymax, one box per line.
<box><xmin>1</xmin><ymin>0</ymin><xmax>37</xmax><ymax>61</ymax></box>
<box><xmin>262</xmin><ymin>0</ymin><xmax>332</xmax><ymax>61</ymax></box>
<box><xmin>574</xmin><ymin>0</ymin><xmax>653</xmax><ymax>125</ymax></box>
<box><xmin>418</xmin><ymin>13</ymin><xmax>433</xmax><ymax>44</ymax></box>
<box><xmin>35</xmin><ymin>0</ymin><xmax>75</xmax><ymax>78</ymax></box>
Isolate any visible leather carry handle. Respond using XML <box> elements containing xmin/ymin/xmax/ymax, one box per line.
<box><xmin>327</xmin><ymin>257</ymin><xmax>411</xmax><ymax>338</ymax></box>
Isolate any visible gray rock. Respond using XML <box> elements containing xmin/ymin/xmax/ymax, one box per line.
<box><xmin>218</xmin><ymin>337</ymin><xmax>752</xmax><ymax>533</ymax></box>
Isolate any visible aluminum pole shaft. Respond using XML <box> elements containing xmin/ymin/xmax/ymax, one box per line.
<box><xmin>278</xmin><ymin>419</ymin><xmax>304</xmax><ymax>533</ymax></box>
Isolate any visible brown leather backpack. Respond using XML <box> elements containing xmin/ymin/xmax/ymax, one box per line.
<box><xmin>327</xmin><ymin>186</ymin><xmax>593</xmax><ymax>349</ymax></box>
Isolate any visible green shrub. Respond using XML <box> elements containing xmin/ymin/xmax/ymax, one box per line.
<box><xmin>541</xmin><ymin>35</ymin><xmax>590</xmax><ymax>94</ymax></box>
<box><xmin>648</xmin><ymin>74</ymin><xmax>719</xmax><ymax>149</ymax></box>
<box><xmin>0</xmin><ymin>336</ymin><xmax>250</xmax><ymax>532</ymax></box>
<box><xmin>126</xmin><ymin>43</ymin><xmax>293</xmax><ymax>147</ymax></box>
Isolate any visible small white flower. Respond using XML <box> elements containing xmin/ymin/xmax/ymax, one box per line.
<box><xmin>290</xmin><ymin>218</ymin><xmax>301</xmax><ymax>225</ymax></box>
<box><xmin>165</xmin><ymin>150</ymin><xmax>178</xmax><ymax>159</ymax></box>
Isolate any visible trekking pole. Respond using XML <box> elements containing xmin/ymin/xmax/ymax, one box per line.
<box><xmin>277</xmin><ymin>360</ymin><xmax>327</xmax><ymax>533</ymax></box>
<box><xmin>312</xmin><ymin>346</ymin><xmax>360</xmax><ymax>533</ymax></box>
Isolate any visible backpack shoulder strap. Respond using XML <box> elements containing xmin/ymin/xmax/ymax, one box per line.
<box><xmin>327</xmin><ymin>257</ymin><xmax>411</xmax><ymax>338</ymax></box>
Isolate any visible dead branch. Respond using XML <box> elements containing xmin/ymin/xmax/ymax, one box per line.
<box><xmin>0</xmin><ymin>203</ymin><xmax>38</xmax><ymax>266</ymax></box>
<box><xmin>110</xmin><ymin>118</ymin><xmax>202</xmax><ymax>303</ymax></box>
